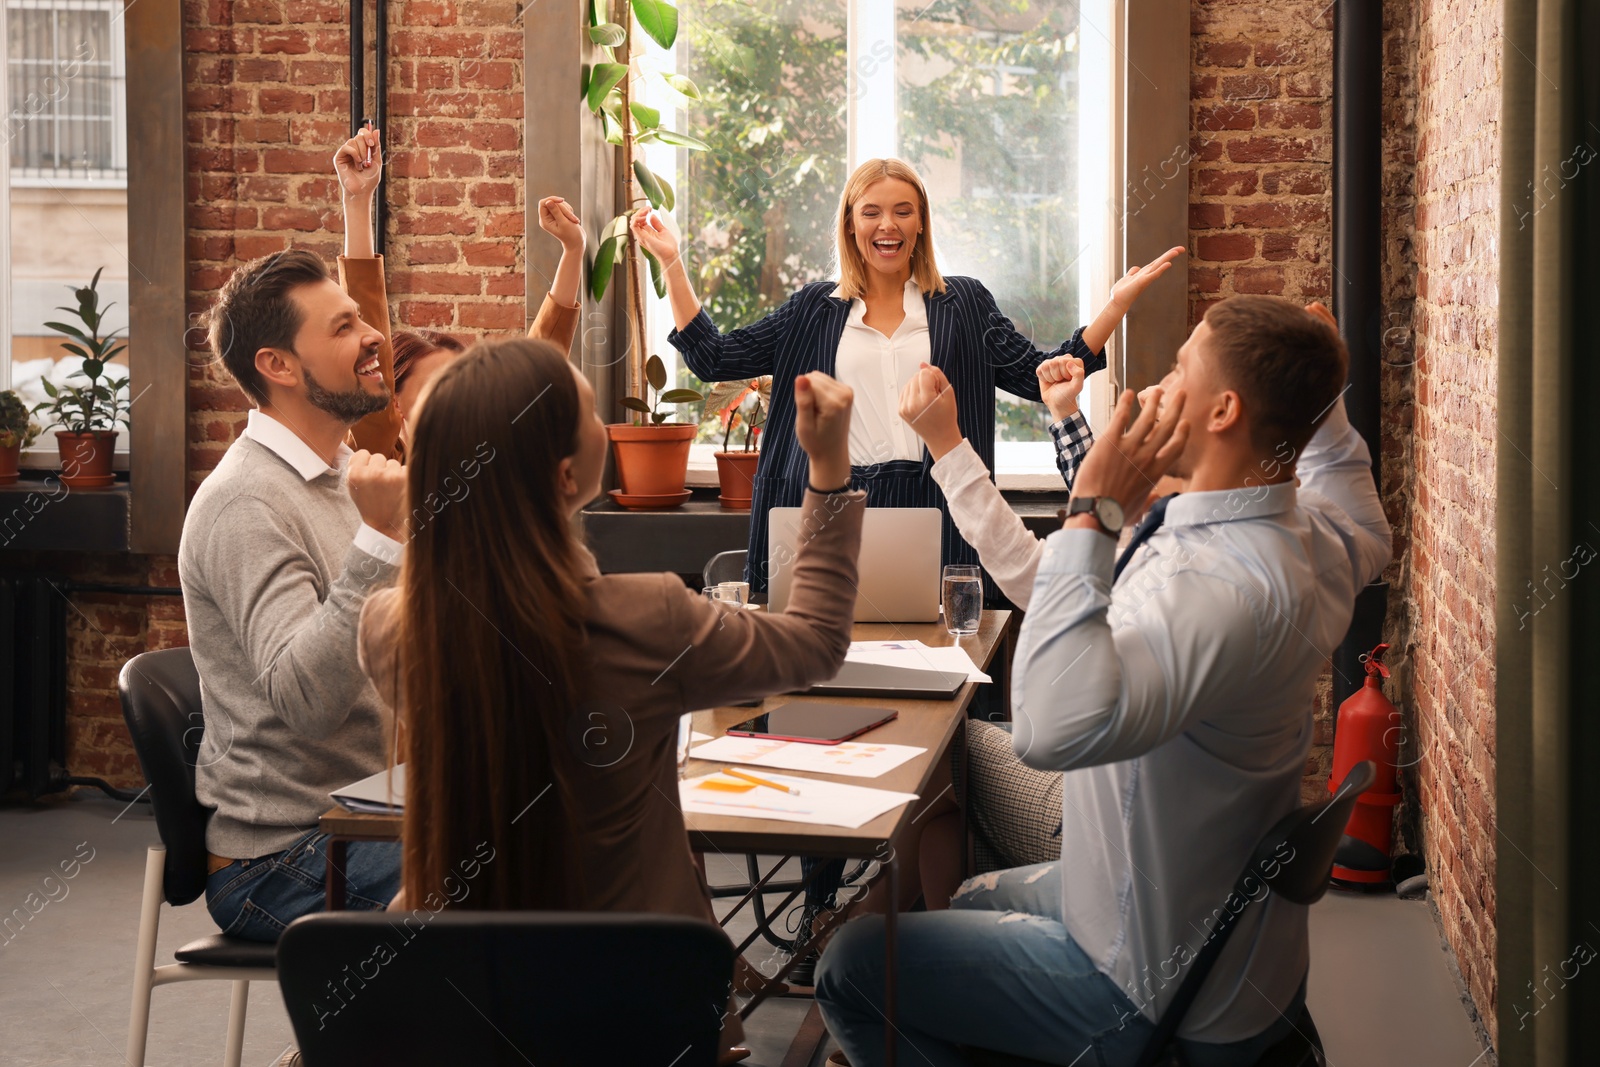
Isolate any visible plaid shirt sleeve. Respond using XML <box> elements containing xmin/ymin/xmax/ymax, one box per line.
<box><xmin>1048</xmin><ymin>410</ymin><xmax>1093</xmax><ymax>491</ymax></box>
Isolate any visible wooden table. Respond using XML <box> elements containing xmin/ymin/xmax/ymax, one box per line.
<box><xmin>320</xmin><ymin>610</ymin><xmax>1012</xmax><ymax>1067</ymax></box>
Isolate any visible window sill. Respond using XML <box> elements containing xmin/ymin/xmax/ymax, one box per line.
<box><xmin>686</xmin><ymin>460</ymin><xmax>1066</xmax><ymax>492</ymax></box>
<box><xmin>579</xmin><ymin>485</ymin><xmax>1068</xmax><ymax>577</ymax></box>
<box><xmin>18</xmin><ymin>447</ymin><xmax>132</xmax><ymax>472</ymax></box>
<box><xmin>0</xmin><ymin>477</ymin><xmax>130</xmax><ymax>553</ymax></box>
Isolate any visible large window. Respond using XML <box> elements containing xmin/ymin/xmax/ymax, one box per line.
<box><xmin>642</xmin><ymin>0</ymin><xmax>1109</xmax><ymax>480</ymax></box>
<box><xmin>1</xmin><ymin>0</ymin><xmax>131</xmax><ymax>460</ymax></box>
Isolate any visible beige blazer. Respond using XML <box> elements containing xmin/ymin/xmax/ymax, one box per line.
<box><xmin>358</xmin><ymin>488</ymin><xmax>866</xmax><ymax>921</ymax></box>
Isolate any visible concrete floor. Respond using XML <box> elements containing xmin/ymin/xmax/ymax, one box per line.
<box><xmin>1</xmin><ymin>793</ymin><xmax>1490</xmax><ymax>1067</ymax></box>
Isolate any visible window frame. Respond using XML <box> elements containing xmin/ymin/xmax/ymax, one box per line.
<box><xmin>525</xmin><ymin>0</ymin><xmax>1189</xmax><ymax>495</ymax></box>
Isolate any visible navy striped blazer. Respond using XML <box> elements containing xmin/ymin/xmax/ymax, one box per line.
<box><xmin>669</xmin><ymin>276</ymin><xmax>1105</xmax><ymax>588</ymax></box>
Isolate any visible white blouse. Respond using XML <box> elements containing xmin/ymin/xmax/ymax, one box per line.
<box><xmin>831</xmin><ymin>280</ymin><xmax>932</xmax><ymax>465</ymax></box>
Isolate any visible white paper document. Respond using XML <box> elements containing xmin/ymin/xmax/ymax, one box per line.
<box><xmin>679</xmin><ymin>772</ymin><xmax>918</xmax><ymax>828</ymax></box>
<box><xmin>846</xmin><ymin>639</ymin><xmax>991</xmax><ymax>683</ymax></box>
<box><xmin>690</xmin><ymin>734</ymin><xmax>925</xmax><ymax>778</ymax></box>
<box><xmin>331</xmin><ymin>765</ymin><xmax>406</xmax><ymax>814</ymax></box>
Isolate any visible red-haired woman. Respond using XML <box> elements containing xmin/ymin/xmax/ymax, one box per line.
<box><xmin>332</xmin><ymin>127</ymin><xmax>584</xmax><ymax>459</ymax></box>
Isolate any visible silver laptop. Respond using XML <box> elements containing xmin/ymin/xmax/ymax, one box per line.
<box><xmin>767</xmin><ymin>506</ymin><xmax>942</xmax><ymax>622</ymax></box>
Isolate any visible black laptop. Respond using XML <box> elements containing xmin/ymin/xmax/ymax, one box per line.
<box><xmin>800</xmin><ymin>661</ymin><xmax>967</xmax><ymax>700</ymax></box>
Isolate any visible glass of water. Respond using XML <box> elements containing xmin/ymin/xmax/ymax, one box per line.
<box><xmin>677</xmin><ymin>713</ymin><xmax>694</xmax><ymax>779</ymax></box>
<box><xmin>941</xmin><ymin>564</ymin><xmax>982</xmax><ymax>637</ymax></box>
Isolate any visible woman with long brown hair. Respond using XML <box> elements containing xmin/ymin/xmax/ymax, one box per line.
<box><xmin>357</xmin><ymin>337</ymin><xmax>864</xmax><ymax>1034</ymax></box>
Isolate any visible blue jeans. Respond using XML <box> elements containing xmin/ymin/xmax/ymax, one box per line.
<box><xmin>206</xmin><ymin>828</ymin><xmax>401</xmax><ymax>942</ymax></box>
<box><xmin>814</xmin><ymin>862</ymin><xmax>1304</xmax><ymax>1067</ymax></box>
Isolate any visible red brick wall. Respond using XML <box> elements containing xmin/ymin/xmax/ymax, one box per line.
<box><xmin>1405</xmin><ymin>0</ymin><xmax>1501</xmax><ymax>1042</ymax></box>
<box><xmin>1188</xmin><ymin>1</ymin><xmax>1333</xmax><ymax>325</ymax></box>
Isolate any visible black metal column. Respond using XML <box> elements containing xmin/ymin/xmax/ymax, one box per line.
<box><xmin>375</xmin><ymin>0</ymin><xmax>388</xmax><ymax>257</ymax></box>
<box><xmin>349</xmin><ymin>0</ymin><xmax>364</xmax><ymax>139</ymax></box>
<box><xmin>1332</xmin><ymin>0</ymin><xmax>1388</xmax><ymax>705</ymax></box>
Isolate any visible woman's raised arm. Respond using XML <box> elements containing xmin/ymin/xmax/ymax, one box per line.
<box><xmin>631</xmin><ymin>209</ymin><xmax>703</xmax><ymax>332</ymax></box>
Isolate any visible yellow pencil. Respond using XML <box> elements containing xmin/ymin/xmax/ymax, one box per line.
<box><xmin>721</xmin><ymin>767</ymin><xmax>801</xmax><ymax>796</ymax></box>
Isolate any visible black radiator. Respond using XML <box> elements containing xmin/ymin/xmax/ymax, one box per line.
<box><xmin>0</xmin><ymin>573</ymin><xmax>68</xmax><ymax>798</ymax></box>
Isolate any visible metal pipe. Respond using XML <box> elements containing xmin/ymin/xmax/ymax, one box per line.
<box><xmin>1331</xmin><ymin>0</ymin><xmax>1388</xmax><ymax>707</ymax></box>
<box><xmin>55</xmin><ymin>581</ymin><xmax>181</xmax><ymax>596</ymax></box>
<box><xmin>350</xmin><ymin>0</ymin><xmax>364</xmax><ymax>141</ymax></box>
<box><xmin>375</xmin><ymin>0</ymin><xmax>388</xmax><ymax>257</ymax></box>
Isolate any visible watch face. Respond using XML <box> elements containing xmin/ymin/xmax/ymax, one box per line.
<box><xmin>1096</xmin><ymin>497</ymin><xmax>1125</xmax><ymax>533</ymax></box>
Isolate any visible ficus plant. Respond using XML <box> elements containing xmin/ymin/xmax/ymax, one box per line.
<box><xmin>32</xmin><ymin>268</ymin><xmax>132</xmax><ymax>434</ymax></box>
<box><xmin>623</xmin><ymin>354</ymin><xmax>704</xmax><ymax>424</ymax></box>
<box><xmin>583</xmin><ymin>0</ymin><xmax>708</xmax><ymax>424</ymax></box>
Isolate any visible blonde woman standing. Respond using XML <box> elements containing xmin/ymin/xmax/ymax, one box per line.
<box><xmin>633</xmin><ymin>156</ymin><xmax>1181</xmax><ymax>601</ymax></box>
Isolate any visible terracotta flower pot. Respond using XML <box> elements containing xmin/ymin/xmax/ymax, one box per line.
<box><xmin>0</xmin><ymin>441</ymin><xmax>20</xmax><ymax>486</ymax></box>
<box><xmin>713</xmin><ymin>450</ymin><xmax>760</xmax><ymax>510</ymax></box>
<box><xmin>55</xmin><ymin>430</ymin><xmax>118</xmax><ymax>489</ymax></box>
<box><xmin>606</xmin><ymin>423</ymin><xmax>697</xmax><ymax>499</ymax></box>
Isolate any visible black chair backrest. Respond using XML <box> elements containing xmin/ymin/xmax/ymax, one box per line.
<box><xmin>118</xmin><ymin>647</ymin><xmax>211</xmax><ymax>907</ymax></box>
<box><xmin>1133</xmin><ymin>761</ymin><xmax>1377</xmax><ymax>1067</ymax></box>
<box><xmin>277</xmin><ymin>912</ymin><xmax>734</xmax><ymax>1067</ymax></box>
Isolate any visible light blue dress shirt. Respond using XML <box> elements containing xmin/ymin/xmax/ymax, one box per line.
<box><xmin>1011</xmin><ymin>398</ymin><xmax>1392</xmax><ymax>1042</ymax></box>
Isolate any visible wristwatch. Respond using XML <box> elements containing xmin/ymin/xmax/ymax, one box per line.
<box><xmin>1065</xmin><ymin>495</ymin><xmax>1125</xmax><ymax>537</ymax></box>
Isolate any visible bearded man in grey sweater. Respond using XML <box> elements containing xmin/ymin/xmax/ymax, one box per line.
<box><xmin>180</xmin><ymin>243</ymin><xmax>408</xmax><ymax>942</ymax></box>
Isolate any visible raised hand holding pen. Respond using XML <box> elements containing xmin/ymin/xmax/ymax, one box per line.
<box><xmin>335</xmin><ymin>125</ymin><xmax>382</xmax><ymax>259</ymax></box>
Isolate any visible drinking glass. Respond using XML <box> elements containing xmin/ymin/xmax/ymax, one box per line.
<box><xmin>717</xmin><ymin>581</ymin><xmax>751</xmax><ymax>606</ymax></box>
<box><xmin>677</xmin><ymin>713</ymin><xmax>693</xmax><ymax>779</ymax></box>
<box><xmin>941</xmin><ymin>564</ymin><xmax>982</xmax><ymax>637</ymax></box>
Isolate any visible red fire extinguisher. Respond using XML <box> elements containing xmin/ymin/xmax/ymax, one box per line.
<box><xmin>1329</xmin><ymin>643</ymin><xmax>1404</xmax><ymax>887</ymax></box>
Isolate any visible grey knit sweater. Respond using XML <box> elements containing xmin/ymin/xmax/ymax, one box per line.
<box><xmin>178</xmin><ymin>432</ymin><xmax>398</xmax><ymax>858</ymax></box>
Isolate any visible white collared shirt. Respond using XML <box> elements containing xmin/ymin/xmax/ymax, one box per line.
<box><xmin>1010</xmin><ymin>399</ymin><xmax>1392</xmax><ymax>1041</ymax></box>
<box><xmin>831</xmin><ymin>280</ymin><xmax>930</xmax><ymax>465</ymax></box>
<box><xmin>243</xmin><ymin>409</ymin><xmax>404</xmax><ymax>565</ymax></box>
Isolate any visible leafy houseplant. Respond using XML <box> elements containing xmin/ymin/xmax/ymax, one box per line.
<box><xmin>620</xmin><ymin>353</ymin><xmax>704</xmax><ymax>424</ymax></box>
<box><xmin>606</xmin><ymin>354</ymin><xmax>703</xmax><ymax>503</ymax></box>
<box><xmin>0</xmin><ymin>389</ymin><xmax>43</xmax><ymax>485</ymax></box>
<box><xmin>585</xmin><ymin>0</ymin><xmax>709</xmax><ymax>508</ymax></box>
<box><xmin>32</xmin><ymin>268</ymin><xmax>129</xmax><ymax>489</ymax></box>
<box><xmin>704</xmin><ymin>376</ymin><xmax>770</xmax><ymax>509</ymax></box>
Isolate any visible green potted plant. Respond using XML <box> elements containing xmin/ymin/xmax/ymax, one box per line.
<box><xmin>31</xmin><ymin>268</ymin><xmax>130</xmax><ymax>489</ymax></box>
<box><xmin>585</xmin><ymin>0</ymin><xmax>710</xmax><ymax>508</ymax></box>
<box><xmin>0</xmin><ymin>390</ymin><xmax>43</xmax><ymax>485</ymax></box>
<box><xmin>607</xmin><ymin>354</ymin><xmax>703</xmax><ymax>505</ymax></box>
<box><xmin>704</xmin><ymin>376</ymin><xmax>769</xmax><ymax>509</ymax></box>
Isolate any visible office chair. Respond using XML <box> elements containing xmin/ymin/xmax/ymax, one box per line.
<box><xmin>120</xmin><ymin>647</ymin><xmax>278</xmax><ymax>1067</ymax></box>
<box><xmin>702</xmin><ymin>548</ymin><xmax>748</xmax><ymax>589</ymax></box>
<box><xmin>970</xmin><ymin>761</ymin><xmax>1376</xmax><ymax>1067</ymax></box>
<box><xmin>276</xmin><ymin>911</ymin><xmax>733</xmax><ymax>1066</ymax></box>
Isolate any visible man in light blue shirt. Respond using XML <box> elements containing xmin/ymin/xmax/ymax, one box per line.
<box><xmin>816</xmin><ymin>297</ymin><xmax>1392</xmax><ymax>1066</ymax></box>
